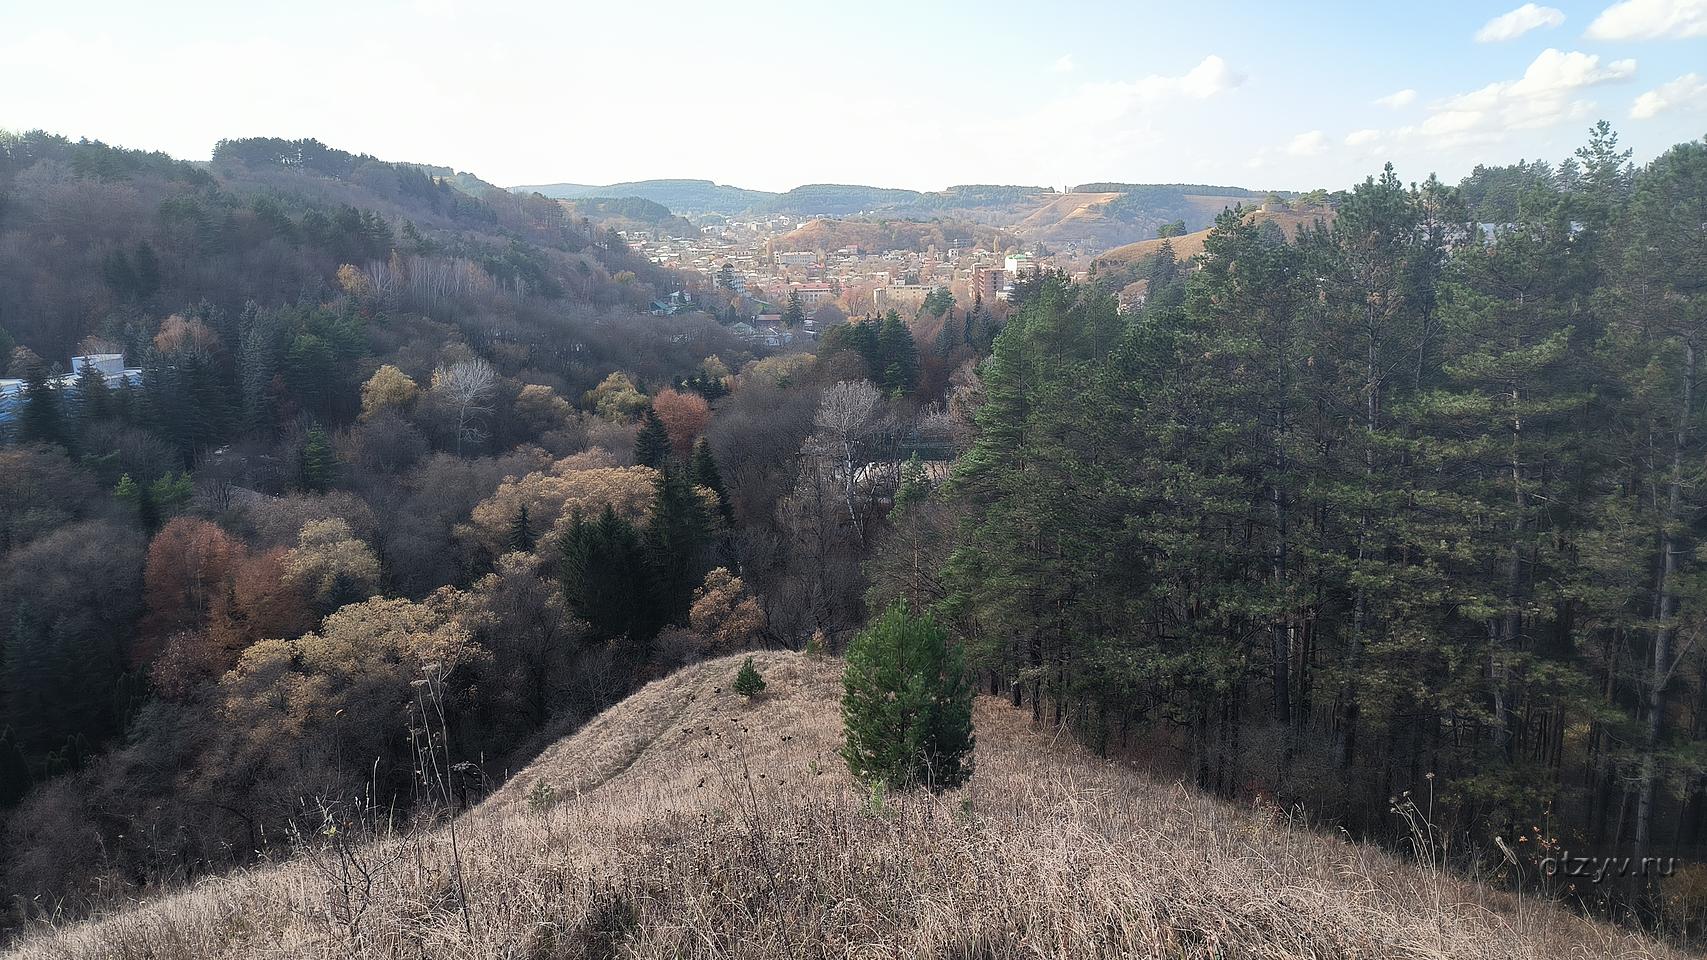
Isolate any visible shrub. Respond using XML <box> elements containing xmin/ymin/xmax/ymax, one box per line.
<box><xmin>733</xmin><ymin>656</ymin><xmax>766</xmax><ymax>698</ymax></box>
<box><xmin>841</xmin><ymin>601</ymin><xmax>974</xmax><ymax>791</ymax></box>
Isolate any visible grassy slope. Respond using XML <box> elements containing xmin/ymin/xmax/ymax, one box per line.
<box><xmin>1095</xmin><ymin>207</ymin><xmax>1331</xmax><ymax>267</ymax></box>
<box><xmin>6</xmin><ymin>651</ymin><xmax>1678</xmax><ymax>959</ymax></box>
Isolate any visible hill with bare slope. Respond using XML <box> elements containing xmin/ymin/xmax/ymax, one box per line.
<box><xmin>770</xmin><ymin>218</ymin><xmax>1016</xmax><ymax>255</ymax></box>
<box><xmin>5</xmin><ymin>651</ymin><xmax>1678</xmax><ymax>959</ymax></box>
<box><xmin>1094</xmin><ymin>204</ymin><xmax>1332</xmax><ymax>268</ymax></box>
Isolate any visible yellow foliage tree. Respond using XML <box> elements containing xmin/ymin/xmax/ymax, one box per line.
<box><xmin>513</xmin><ymin>383</ymin><xmax>573</xmax><ymax>435</ymax></box>
<box><xmin>360</xmin><ymin>364</ymin><xmax>420</xmax><ymax>421</ymax></box>
<box><xmin>281</xmin><ymin>517</ymin><xmax>382</xmax><ymax>613</ymax></box>
<box><xmin>745</xmin><ymin>353</ymin><xmax>816</xmax><ymax>388</ymax></box>
<box><xmin>215</xmin><ymin>590</ymin><xmax>480</xmax><ymax>805</ymax></box>
<box><xmin>689</xmin><ymin>567</ymin><xmax>766</xmax><ymax>653</ymax></box>
<box><xmin>584</xmin><ymin>371</ymin><xmax>648</xmax><ymax>422</ymax></box>
<box><xmin>465</xmin><ymin>452</ymin><xmax>661</xmax><ymax>556</ymax></box>
<box><xmin>336</xmin><ymin>263</ymin><xmax>372</xmax><ymax>299</ymax></box>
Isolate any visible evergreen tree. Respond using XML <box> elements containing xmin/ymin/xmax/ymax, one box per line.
<box><xmin>841</xmin><ymin>601</ymin><xmax>974</xmax><ymax>791</ymax></box>
<box><xmin>136</xmin><ymin>478</ymin><xmax>160</xmax><ymax>532</ymax></box>
<box><xmin>300</xmin><ymin>424</ymin><xmax>333</xmax><ymax>491</ymax></box>
<box><xmin>2</xmin><ymin>600</ymin><xmax>122</xmax><ymax>762</ymax></box>
<box><xmin>72</xmin><ymin>358</ymin><xmax>111</xmax><ymax>428</ymax></box>
<box><xmin>634</xmin><ymin>408</ymin><xmax>671</xmax><ymax>468</ymax></box>
<box><xmin>237</xmin><ymin>301</ymin><xmax>282</xmax><ymax>433</ymax></box>
<box><xmin>18</xmin><ymin>359</ymin><xmax>64</xmax><ymax>446</ymax></box>
<box><xmin>644</xmin><ymin>467</ymin><xmax>714</xmax><ymax>625</ymax></box>
<box><xmin>508</xmin><ymin>504</ymin><xmax>535</xmax><ymax>554</ymax></box>
<box><xmin>560</xmin><ymin>506</ymin><xmax>655</xmax><ymax>642</ymax></box>
<box><xmin>783</xmin><ymin>289</ymin><xmax>806</xmax><ymax>327</ymax></box>
<box><xmin>894</xmin><ymin>453</ymin><xmax>929</xmax><ymax>510</ymax></box>
<box><xmin>876</xmin><ymin>310</ymin><xmax>919</xmax><ymax>396</ymax></box>
<box><xmin>733</xmin><ymin>656</ymin><xmax>765</xmax><ymax>698</ymax></box>
<box><xmin>691</xmin><ymin>437</ymin><xmax>733</xmax><ymax>522</ymax></box>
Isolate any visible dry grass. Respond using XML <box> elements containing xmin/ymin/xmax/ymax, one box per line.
<box><xmin>4</xmin><ymin>651</ymin><xmax>1683</xmax><ymax>959</ymax></box>
<box><xmin>1094</xmin><ymin>207</ymin><xmax>1333</xmax><ymax>267</ymax></box>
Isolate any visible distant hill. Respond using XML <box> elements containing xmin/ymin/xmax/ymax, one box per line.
<box><xmin>507</xmin><ymin>176</ymin><xmax>1281</xmax><ymax>253</ymax></box>
<box><xmin>760</xmin><ymin>183</ymin><xmax>924</xmax><ymax>217</ymax></box>
<box><xmin>0</xmin><ymin>132</ymin><xmax>703</xmax><ymax>364</ymax></box>
<box><xmin>1094</xmin><ymin>204</ymin><xmax>1331</xmax><ymax>268</ymax></box>
<box><xmin>772</xmin><ymin>217</ymin><xmax>1016</xmax><ymax>254</ymax></box>
<box><xmin>511</xmin><ymin>179</ymin><xmax>776</xmax><ymax>216</ymax></box>
<box><xmin>1091</xmin><ymin>204</ymin><xmax>1335</xmax><ymax>305</ymax></box>
<box><xmin>560</xmin><ymin>196</ymin><xmax>698</xmax><ymax>237</ymax></box>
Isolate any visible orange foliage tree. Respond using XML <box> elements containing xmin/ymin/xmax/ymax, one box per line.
<box><xmin>138</xmin><ymin>517</ymin><xmax>247</xmax><ymax>666</ymax></box>
<box><xmin>208</xmin><ymin>547</ymin><xmax>314</xmax><ymax>653</ymax></box>
<box><xmin>651</xmin><ymin>388</ymin><xmax>712</xmax><ymax>457</ymax></box>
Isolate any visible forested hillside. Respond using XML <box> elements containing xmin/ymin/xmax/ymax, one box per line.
<box><xmin>0</xmin><ymin>130</ymin><xmax>964</xmax><ymax>931</ymax></box>
<box><xmin>0</xmin><ymin>130</ymin><xmax>768</xmax><ymax>919</ymax></box>
<box><xmin>924</xmin><ymin>123</ymin><xmax>1707</xmax><ymax>919</ymax></box>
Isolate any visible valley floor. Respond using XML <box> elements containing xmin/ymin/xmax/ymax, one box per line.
<box><xmin>5</xmin><ymin>651</ymin><xmax>1682</xmax><ymax>959</ymax></box>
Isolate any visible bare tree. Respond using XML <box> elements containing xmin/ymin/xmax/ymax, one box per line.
<box><xmin>806</xmin><ymin>380</ymin><xmax>882</xmax><ymax>541</ymax></box>
<box><xmin>432</xmin><ymin>357</ymin><xmax>497</xmax><ymax>456</ymax></box>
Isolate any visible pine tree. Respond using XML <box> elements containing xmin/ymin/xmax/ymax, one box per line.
<box><xmin>300</xmin><ymin>425</ymin><xmax>333</xmax><ymax>491</ymax></box>
<box><xmin>644</xmin><ymin>467</ymin><xmax>713</xmax><ymax>625</ymax></box>
<box><xmin>560</xmin><ymin>506</ymin><xmax>657</xmax><ymax>642</ymax></box>
<box><xmin>733</xmin><ymin>656</ymin><xmax>766</xmax><ymax>698</ymax></box>
<box><xmin>783</xmin><ymin>289</ymin><xmax>806</xmax><ymax>327</ymax></box>
<box><xmin>842</xmin><ymin>601</ymin><xmax>974</xmax><ymax>791</ymax></box>
<box><xmin>18</xmin><ymin>360</ymin><xmax>64</xmax><ymax>446</ymax></box>
<box><xmin>73</xmin><ymin>358</ymin><xmax>111</xmax><ymax>427</ymax></box>
<box><xmin>894</xmin><ymin>453</ymin><xmax>929</xmax><ymax>510</ymax></box>
<box><xmin>238</xmin><ymin>301</ymin><xmax>282</xmax><ymax>433</ymax></box>
<box><xmin>634</xmin><ymin>408</ymin><xmax>671</xmax><ymax>468</ymax></box>
<box><xmin>691</xmin><ymin>437</ymin><xmax>733</xmax><ymax>522</ymax></box>
<box><xmin>508</xmin><ymin>504</ymin><xmax>535</xmax><ymax>554</ymax></box>
<box><xmin>877</xmin><ymin>310</ymin><xmax>919</xmax><ymax>396</ymax></box>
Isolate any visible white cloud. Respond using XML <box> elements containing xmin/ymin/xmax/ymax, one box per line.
<box><xmin>1052</xmin><ymin>54</ymin><xmax>1076</xmax><ymax>74</ymax></box>
<box><xmin>1344</xmin><ymin>128</ymin><xmax>1383</xmax><ymax>147</ymax></box>
<box><xmin>1631</xmin><ymin>72</ymin><xmax>1707</xmax><ymax>117</ymax></box>
<box><xmin>964</xmin><ymin>55</ymin><xmax>1239</xmax><ymax>188</ymax></box>
<box><xmin>1586</xmin><ymin>0</ymin><xmax>1707</xmax><ymax>39</ymax></box>
<box><xmin>1284</xmin><ymin>130</ymin><xmax>1329</xmax><ymax>156</ymax></box>
<box><xmin>1417</xmin><ymin>48</ymin><xmax>1637</xmax><ymax>144</ymax></box>
<box><xmin>1047</xmin><ymin>55</ymin><xmax>1243</xmax><ymax>128</ymax></box>
<box><xmin>1146</xmin><ymin>54</ymin><xmax>1244</xmax><ymax>100</ymax></box>
<box><xmin>1375</xmin><ymin>88</ymin><xmax>1417</xmax><ymax>109</ymax></box>
<box><xmin>1476</xmin><ymin>3</ymin><xmax>1566</xmax><ymax>41</ymax></box>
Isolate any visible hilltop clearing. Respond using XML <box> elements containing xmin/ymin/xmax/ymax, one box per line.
<box><xmin>7</xmin><ymin>651</ymin><xmax>1677</xmax><ymax>960</ymax></box>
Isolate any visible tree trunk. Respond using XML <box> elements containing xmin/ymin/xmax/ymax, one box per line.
<box><xmin>1634</xmin><ymin>339</ymin><xmax>1692</xmax><ymax>882</ymax></box>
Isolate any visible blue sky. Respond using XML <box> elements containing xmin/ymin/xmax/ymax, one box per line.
<box><xmin>2</xmin><ymin>0</ymin><xmax>1704</xmax><ymax>192</ymax></box>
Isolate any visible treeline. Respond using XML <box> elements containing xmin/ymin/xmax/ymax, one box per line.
<box><xmin>930</xmin><ymin>124</ymin><xmax>1707</xmax><ymax>914</ymax></box>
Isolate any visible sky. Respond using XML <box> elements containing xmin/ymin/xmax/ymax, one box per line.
<box><xmin>3</xmin><ymin>0</ymin><xmax>1705</xmax><ymax>193</ymax></box>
